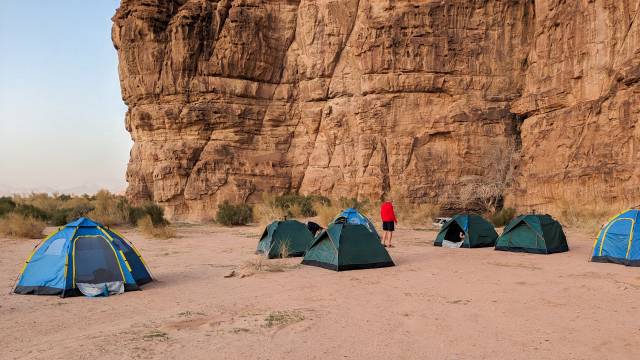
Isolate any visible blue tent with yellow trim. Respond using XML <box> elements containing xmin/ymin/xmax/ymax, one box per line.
<box><xmin>334</xmin><ymin>208</ymin><xmax>380</xmax><ymax>239</ymax></box>
<box><xmin>14</xmin><ymin>217</ymin><xmax>152</xmax><ymax>297</ymax></box>
<box><xmin>592</xmin><ymin>209</ymin><xmax>640</xmax><ymax>266</ymax></box>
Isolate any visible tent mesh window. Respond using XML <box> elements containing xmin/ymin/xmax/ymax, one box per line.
<box><xmin>74</xmin><ymin>237</ymin><xmax>123</xmax><ymax>284</ymax></box>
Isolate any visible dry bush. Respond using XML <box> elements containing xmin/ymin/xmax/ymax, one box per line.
<box><xmin>313</xmin><ymin>202</ymin><xmax>341</xmax><ymax>228</ymax></box>
<box><xmin>385</xmin><ymin>188</ymin><xmax>440</xmax><ymax>227</ymax></box>
<box><xmin>0</xmin><ymin>213</ymin><xmax>46</xmax><ymax>239</ymax></box>
<box><xmin>13</xmin><ymin>193</ymin><xmax>62</xmax><ymax>214</ymax></box>
<box><xmin>88</xmin><ymin>190</ymin><xmax>129</xmax><ymax>226</ymax></box>
<box><xmin>254</xmin><ymin>193</ymin><xmax>287</xmax><ymax>228</ymax></box>
<box><xmin>451</xmin><ymin>140</ymin><xmax>519</xmax><ymax>213</ymax></box>
<box><xmin>553</xmin><ymin>194</ymin><xmax>623</xmax><ymax>235</ymax></box>
<box><xmin>394</xmin><ymin>202</ymin><xmax>441</xmax><ymax>227</ymax></box>
<box><xmin>288</xmin><ymin>203</ymin><xmax>303</xmax><ymax>218</ymax></box>
<box><xmin>137</xmin><ymin>215</ymin><xmax>176</xmax><ymax>239</ymax></box>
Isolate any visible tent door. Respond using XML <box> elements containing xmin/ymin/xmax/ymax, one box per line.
<box><xmin>443</xmin><ymin>222</ymin><xmax>465</xmax><ymax>246</ymax></box>
<box><xmin>73</xmin><ymin>236</ymin><xmax>125</xmax><ymax>297</ymax></box>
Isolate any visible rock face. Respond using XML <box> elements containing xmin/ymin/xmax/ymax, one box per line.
<box><xmin>112</xmin><ymin>0</ymin><xmax>640</xmax><ymax>220</ymax></box>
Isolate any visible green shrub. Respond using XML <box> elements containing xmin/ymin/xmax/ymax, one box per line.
<box><xmin>490</xmin><ymin>207</ymin><xmax>516</xmax><ymax>227</ymax></box>
<box><xmin>216</xmin><ymin>201</ymin><xmax>253</xmax><ymax>226</ymax></box>
<box><xmin>48</xmin><ymin>203</ymin><xmax>95</xmax><ymax>226</ymax></box>
<box><xmin>308</xmin><ymin>195</ymin><xmax>331</xmax><ymax>206</ymax></box>
<box><xmin>3</xmin><ymin>191</ymin><xmax>171</xmax><ymax>228</ymax></box>
<box><xmin>67</xmin><ymin>203</ymin><xmax>95</xmax><ymax>220</ymax></box>
<box><xmin>273</xmin><ymin>194</ymin><xmax>331</xmax><ymax>218</ymax></box>
<box><xmin>56</xmin><ymin>194</ymin><xmax>72</xmax><ymax>202</ymax></box>
<box><xmin>14</xmin><ymin>204</ymin><xmax>49</xmax><ymax>221</ymax></box>
<box><xmin>274</xmin><ymin>194</ymin><xmax>312</xmax><ymax>217</ymax></box>
<box><xmin>141</xmin><ymin>203</ymin><xmax>168</xmax><ymax>226</ymax></box>
<box><xmin>128</xmin><ymin>206</ymin><xmax>147</xmax><ymax>226</ymax></box>
<box><xmin>49</xmin><ymin>208</ymin><xmax>72</xmax><ymax>226</ymax></box>
<box><xmin>0</xmin><ymin>197</ymin><xmax>16</xmax><ymax>217</ymax></box>
<box><xmin>127</xmin><ymin>202</ymin><xmax>168</xmax><ymax>226</ymax></box>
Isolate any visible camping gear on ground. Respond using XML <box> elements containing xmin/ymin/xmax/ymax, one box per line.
<box><xmin>307</xmin><ymin>221</ymin><xmax>323</xmax><ymax>236</ymax></box>
<box><xmin>434</xmin><ymin>214</ymin><xmax>498</xmax><ymax>248</ymax></box>
<box><xmin>14</xmin><ymin>217</ymin><xmax>152</xmax><ymax>297</ymax></box>
<box><xmin>302</xmin><ymin>223</ymin><xmax>394</xmax><ymax>271</ymax></box>
<box><xmin>591</xmin><ymin>209</ymin><xmax>640</xmax><ymax>266</ymax></box>
<box><xmin>433</xmin><ymin>217</ymin><xmax>452</xmax><ymax>228</ymax></box>
<box><xmin>495</xmin><ymin>214</ymin><xmax>568</xmax><ymax>254</ymax></box>
<box><xmin>334</xmin><ymin>208</ymin><xmax>380</xmax><ymax>238</ymax></box>
<box><xmin>256</xmin><ymin>220</ymin><xmax>315</xmax><ymax>258</ymax></box>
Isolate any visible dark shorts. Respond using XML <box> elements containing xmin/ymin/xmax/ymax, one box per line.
<box><xmin>382</xmin><ymin>221</ymin><xmax>395</xmax><ymax>232</ymax></box>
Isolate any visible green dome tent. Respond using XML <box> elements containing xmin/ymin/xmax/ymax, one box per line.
<box><xmin>302</xmin><ymin>223</ymin><xmax>394</xmax><ymax>271</ymax></box>
<box><xmin>434</xmin><ymin>214</ymin><xmax>498</xmax><ymax>248</ymax></box>
<box><xmin>495</xmin><ymin>214</ymin><xmax>568</xmax><ymax>254</ymax></box>
<box><xmin>256</xmin><ymin>220</ymin><xmax>315</xmax><ymax>258</ymax></box>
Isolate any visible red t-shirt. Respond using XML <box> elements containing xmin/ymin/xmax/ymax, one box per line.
<box><xmin>380</xmin><ymin>202</ymin><xmax>397</xmax><ymax>222</ymax></box>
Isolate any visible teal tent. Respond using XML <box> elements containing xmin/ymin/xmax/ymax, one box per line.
<box><xmin>14</xmin><ymin>217</ymin><xmax>152</xmax><ymax>297</ymax></box>
<box><xmin>302</xmin><ymin>223</ymin><xmax>394</xmax><ymax>271</ymax></box>
<box><xmin>434</xmin><ymin>214</ymin><xmax>498</xmax><ymax>248</ymax></box>
<box><xmin>495</xmin><ymin>214</ymin><xmax>568</xmax><ymax>254</ymax></box>
<box><xmin>256</xmin><ymin>220</ymin><xmax>315</xmax><ymax>258</ymax></box>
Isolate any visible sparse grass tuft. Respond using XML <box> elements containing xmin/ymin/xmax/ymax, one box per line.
<box><xmin>235</xmin><ymin>255</ymin><xmax>299</xmax><ymax>278</ymax></box>
<box><xmin>263</xmin><ymin>310</ymin><xmax>305</xmax><ymax>328</ymax></box>
<box><xmin>278</xmin><ymin>240</ymin><xmax>290</xmax><ymax>258</ymax></box>
<box><xmin>142</xmin><ymin>330</ymin><xmax>169</xmax><ymax>341</ymax></box>
<box><xmin>0</xmin><ymin>213</ymin><xmax>46</xmax><ymax>239</ymax></box>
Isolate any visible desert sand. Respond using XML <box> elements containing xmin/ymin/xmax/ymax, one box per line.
<box><xmin>1</xmin><ymin>225</ymin><xmax>639</xmax><ymax>359</ymax></box>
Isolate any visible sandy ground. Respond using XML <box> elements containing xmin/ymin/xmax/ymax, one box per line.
<box><xmin>1</xmin><ymin>224</ymin><xmax>640</xmax><ymax>360</ymax></box>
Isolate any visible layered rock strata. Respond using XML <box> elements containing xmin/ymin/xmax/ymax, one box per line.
<box><xmin>112</xmin><ymin>0</ymin><xmax>640</xmax><ymax>220</ymax></box>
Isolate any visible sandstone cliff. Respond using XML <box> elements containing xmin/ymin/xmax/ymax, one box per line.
<box><xmin>112</xmin><ymin>0</ymin><xmax>640</xmax><ymax>220</ymax></box>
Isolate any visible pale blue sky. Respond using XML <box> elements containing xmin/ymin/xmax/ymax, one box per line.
<box><xmin>0</xmin><ymin>0</ymin><xmax>130</xmax><ymax>194</ymax></box>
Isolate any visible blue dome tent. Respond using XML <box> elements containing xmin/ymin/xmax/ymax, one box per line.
<box><xmin>14</xmin><ymin>217</ymin><xmax>152</xmax><ymax>297</ymax></box>
<box><xmin>592</xmin><ymin>209</ymin><xmax>640</xmax><ymax>266</ymax></box>
<box><xmin>334</xmin><ymin>208</ymin><xmax>380</xmax><ymax>239</ymax></box>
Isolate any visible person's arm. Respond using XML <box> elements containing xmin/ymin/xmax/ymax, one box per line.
<box><xmin>391</xmin><ymin>203</ymin><xmax>398</xmax><ymax>223</ymax></box>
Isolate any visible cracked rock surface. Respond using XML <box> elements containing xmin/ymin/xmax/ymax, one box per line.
<box><xmin>113</xmin><ymin>0</ymin><xmax>640</xmax><ymax>220</ymax></box>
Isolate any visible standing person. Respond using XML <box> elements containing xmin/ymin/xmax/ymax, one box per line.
<box><xmin>380</xmin><ymin>199</ymin><xmax>398</xmax><ymax>247</ymax></box>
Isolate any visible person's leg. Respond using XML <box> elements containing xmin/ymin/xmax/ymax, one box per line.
<box><xmin>388</xmin><ymin>231</ymin><xmax>394</xmax><ymax>247</ymax></box>
<box><xmin>382</xmin><ymin>230</ymin><xmax>388</xmax><ymax>246</ymax></box>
